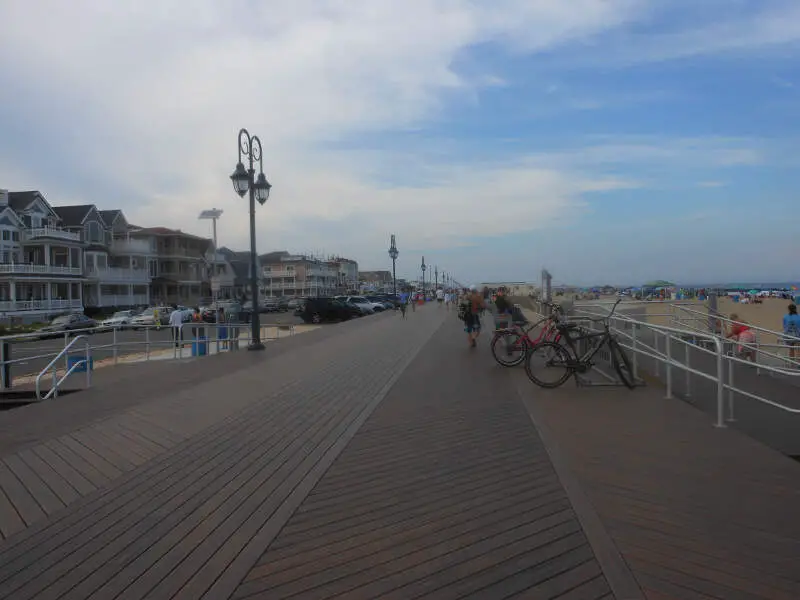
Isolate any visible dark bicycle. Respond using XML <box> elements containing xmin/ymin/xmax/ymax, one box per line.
<box><xmin>490</xmin><ymin>303</ymin><xmax>564</xmax><ymax>367</ymax></box>
<box><xmin>524</xmin><ymin>298</ymin><xmax>635</xmax><ymax>389</ymax></box>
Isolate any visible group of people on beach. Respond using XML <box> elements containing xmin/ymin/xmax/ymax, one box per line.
<box><xmin>722</xmin><ymin>303</ymin><xmax>800</xmax><ymax>364</ymax></box>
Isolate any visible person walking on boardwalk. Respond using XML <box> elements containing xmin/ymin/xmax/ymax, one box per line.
<box><xmin>399</xmin><ymin>289</ymin><xmax>409</xmax><ymax>319</ymax></box>
<box><xmin>169</xmin><ymin>304</ymin><xmax>183</xmax><ymax>347</ymax></box>
<box><xmin>436</xmin><ymin>287</ymin><xmax>445</xmax><ymax>307</ymax></box>
<box><xmin>460</xmin><ymin>285</ymin><xmax>487</xmax><ymax>348</ymax></box>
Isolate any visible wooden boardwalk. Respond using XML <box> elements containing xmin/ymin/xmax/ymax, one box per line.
<box><xmin>0</xmin><ymin>305</ymin><xmax>797</xmax><ymax>599</ymax></box>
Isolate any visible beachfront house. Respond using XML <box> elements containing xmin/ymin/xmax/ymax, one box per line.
<box><xmin>52</xmin><ymin>204</ymin><xmax>152</xmax><ymax>311</ymax></box>
<box><xmin>0</xmin><ymin>190</ymin><xmax>85</xmax><ymax>322</ymax></box>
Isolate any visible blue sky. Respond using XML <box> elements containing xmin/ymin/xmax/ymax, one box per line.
<box><xmin>0</xmin><ymin>0</ymin><xmax>798</xmax><ymax>286</ymax></box>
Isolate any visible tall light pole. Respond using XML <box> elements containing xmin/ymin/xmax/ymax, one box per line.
<box><xmin>435</xmin><ymin>266</ymin><xmax>439</xmax><ymax>290</ymax></box>
<box><xmin>421</xmin><ymin>256</ymin><xmax>427</xmax><ymax>297</ymax></box>
<box><xmin>229</xmin><ymin>128</ymin><xmax>272</xmax><ymax>351</ymax></box>
<box><xmin>388</xmin><ymin>235</ymin><xmax>399</xmax><ymax>299</ymax></box>
<box><xmin>199</xmin><ymin>208</ymin><xmax>223</xmax><ymax>303</ymax></box>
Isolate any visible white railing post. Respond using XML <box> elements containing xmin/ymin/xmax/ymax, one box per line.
<box><xmin>145</xmin><ymin>326</ymin><xmax>151</xmax><ymax>360</ymax></box>
<box><xmin>727</xmin><ymin>354</ymin><xmax>736</xmax><ymax>422</ymax></box>
<box><xmin>665</xmin><ymin>332</ymin><xmax>673</xmax><ymax>399</ymax></box>
<box><xmin>653</xmin><ymin>333</ymin><xmax>660</xmax><ymax>377</ymax></box>
<box><xmin>85</xmin><ymin>340</ymin><xmax>92</xmax><ymax>388</ymax></box>
<box><xmin>714</xmin><ymin>339</ymin><xmax>726</xmax><ymax>428</ymax></box>
<box><xmin>631</xmin><ymin>324</ymin><xmax>639</xmax><ymax>379</ymax></box>
<box><xmin>684</xmin><ymin>342</ymin><xmax>691</xmax><ymax>397</ymax></box>
<box><xmin>113</xmin><ymin>326</ymin><xmax>119</xmax><ymax>365</ymax></box>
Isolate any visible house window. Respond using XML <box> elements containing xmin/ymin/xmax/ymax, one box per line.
<box><xmin>11</xmin><ymin>231</ymin><xmax>19</xmax><ymax>242</ymax></box>
<box><xmin>86</xmin><ymin>221</ymin><xmax>103</xmax><ymax>243</ymax></box>
<box><xmin>31</xmin><ymin>216</ymin><xmax>41</xmax><ymax>228</ymax></box>
<box><xmin>1</xmin><ymin>231</ymin><xmax>9</xmax><ymax>241</ymax></box>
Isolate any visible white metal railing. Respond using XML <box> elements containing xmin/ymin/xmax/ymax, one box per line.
<box><xmin>0</xmin><ymin>299</ymin><xmax>83</xmax><ymax>312</ymax></box>
<box><xmin>25</xmin><ymin>227</ymin><xmax>82</xmax><ymax>242</ymax></box>
<box><xmin>566</xmin><ymin>301</ymin><xmax>800</xmax><ymax>427</ymax></box>
<box><xmin>0</xmin><ymin>263</ymin><xmax>82</xmax><ymax>275</ymax></box>
<box><xmin>1</xmin><ymin>321</ymin><xmax>300</xmax><ymax>392</ymax></box>
<box><xmin>87</xmin><ymin>267</ymin><xmax>151</xmax><ymax>282</ymax></box>
<box><xmin>35</xmin><ymin>334</ymin><xmax>92</xmax><ymax>400</ymax></box>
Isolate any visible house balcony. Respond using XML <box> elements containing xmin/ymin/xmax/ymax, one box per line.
<box><xmin>87</xmin><ymin>268</ymin><xmax>151</xmax><ymax>283</ymax></box>
<box><xmin>0</xmin><ymin>263</ymin><xmax>83</xmax><ymax>276</ymax></box>
<box><xmin>23</xmin><ymin>227</ymin><xmax>82</xmax><ymax>243</ymax></box>
<box><xmin>111</xmin><ymin>238</ymin><xmax>153</xmax><ymax>255</ymax></box>
<box><xmin>262</xmin><ymin>269</ymin><xmax>297</xmax><ymax>278</ymax></box>
<box><xmin>0</xmin><ymin>299</ymin><xmax>83</xmax><ymax>312</ymax></box>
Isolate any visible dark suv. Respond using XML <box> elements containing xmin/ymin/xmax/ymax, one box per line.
<box><xmin>300</xmin><ymin>297</ymin><xmax>358</xmax><ymax>324</ymax></box>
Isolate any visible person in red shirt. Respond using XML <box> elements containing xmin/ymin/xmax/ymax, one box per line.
<box><xmin>726</xmin><ymin>313</ymin><xmax>756</xmax><ymax>361</ymax></box>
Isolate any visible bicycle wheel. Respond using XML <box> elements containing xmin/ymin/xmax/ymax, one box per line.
<box><xmin>524</xmin><ymin>341</ymin><xmax>573</xmax><ymax>388</ymax></box>
<box><xmin>491</xmin><ymin>331</ymin><xmax>526</xmax><ymax>367</ymax></box>
<box><xmin>608</xmin><ymin>338</ymin><xmax>635</xmax><ymax>389</ymax></box>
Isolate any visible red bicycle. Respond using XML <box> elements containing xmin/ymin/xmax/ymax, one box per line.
<box><xmin>491</xmin><ymin>305</ymin><xmax>563</xmax><ymax>367</ymax></box>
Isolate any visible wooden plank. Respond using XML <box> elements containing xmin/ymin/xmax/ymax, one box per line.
<box><xmin>246</xmin><ymin>482</ymin><xmax>565</xmax><ymax>579</ymax></box>
<box><xmin>43</xmin><ymin>438</ymin><xmax>110</xmax><ymax>488</ymax></box>
<box><xmin>106</xmin><ymin>370</ymin><xmax>386</xmax><ymax>600</ymax></box>
<box><xmin>113</xmin><ymin>416</ymin><xmax>178</xmax><ymax>449</ymax></box>
<box><xmin>17</xmin><ymin>448</ymin><xmax>79</xmax><ymax>506</ymax></box>
<box><xmin>2</xmin><ymin>368</ymin><xmax>354</xmax><ymax>600</ymax></box>
<box><xmin>31</xmin><ymin>444</ymin><xmax>96</xmax><ymax>497</ymax></box>
<box><xmin>0</xmin><ymin>487</ymin><xmax>25</xmax><ymax>539</ymax></box>
<box><xmin>58</xmin><ymin>434</ymin><xmax>122</xmax><ymax>480</ymax></box>
<box><xmin>3</xmin><ymin>455</ymin><xmax>64</xmax><ymax>516</ymax></box>
<box><xmin>105</xmin><ymin>420</ymin><xmax>169</xmax><ymax>455</ymax></box>
<box><xmin>0</xmin><ymin>460</ymin><xmax>46</xmax><ymax>525</ymax></box>
<box><xmin>71</xmin><ymin>427</ymin><xmax>146</xmax><ymax>467</ymax></box>
<box><xmin>0</xmin><ymin>379</ymin><xmax>308</xmax><ymax>576</ymax></box>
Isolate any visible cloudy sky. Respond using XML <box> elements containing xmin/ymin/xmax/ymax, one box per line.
<box><xmin>0</xmin><ymin>0</ymin><xmax>798</xmax><ymax>286</ymax></box>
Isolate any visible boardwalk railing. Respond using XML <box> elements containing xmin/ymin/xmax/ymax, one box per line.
<box><xmin>0</xmin><ymin>322</ymin><xmax>297</xmax><ymax>392</ymax></box>
<box><xmin>527</xmin><ymin>300</ymin><xmax>800</xmax><ymax>428</ymax></box>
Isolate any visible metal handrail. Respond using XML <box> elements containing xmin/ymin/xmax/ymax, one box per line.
<box><xmin>35</xmin><ymin>335</ymin><xmax>92</xmax><ymax>400</ymax></box>
<box><xmin>542</xmin><ymin>304</ymin><xmax>800</xmax><ymax>427</ymax></box>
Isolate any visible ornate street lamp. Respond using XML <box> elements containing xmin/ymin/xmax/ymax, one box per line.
<box><xmin>230</xmin><ymin>128</ymin><xmax>272</xmax><ymax>351</ymax></box>
<box><xmin>421</xmin><ymin>257</ymin><xmax>427</xmax><ymax>299</ymax></box>
<box><xmin>388</xmin><ymin>235</ymin><xmax>399</xmax><ymax>299</ymax></box>
<box><xmin>435</xmin><ymin>266</ymin><xmax>439</xmax><ymax>290</ymax></box>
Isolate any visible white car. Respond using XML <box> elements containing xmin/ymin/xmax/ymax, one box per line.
<box><xmin>346</xmin><ymin>296</ymin><xmax>383</xmax><ymax>313</ymax></box>
<box><xmin>131</xmin><ymin>306</ymin><xmax>170</xmax><ymax>328</ymax></box>
<box><xmin>101</xmin><ymin>310</ymin><xmax>136</xmax><ymax>330</ymax></box>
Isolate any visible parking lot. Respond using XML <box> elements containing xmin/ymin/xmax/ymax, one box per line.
<box><xmin>3</xmin><ymin>312</ymin><xmax>305</xmax><ymax>379</ymax></box>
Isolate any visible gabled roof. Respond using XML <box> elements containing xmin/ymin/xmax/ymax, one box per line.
<box><xmin>99</xmin><ymin>209</ymin><xmax>123</xmax><ymax>225</ymax></box>
<box><xmin>7</xmin><ymin>191</ymin><xmax>58</xmax><ymax>216</ymax></box>
<box><xmin>53</xmin><ymin>204</ymin><xmax>97</xmax><ymax>227</ymax></box>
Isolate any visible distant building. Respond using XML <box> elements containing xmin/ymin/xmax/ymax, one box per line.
<box><xmin>327</xmin><ymin>256</ymin><xmax>359</xmax><ymax>293</ymax></box>
<box><xmin>360</xmin><ymin>270</ymin><xmax>393</xmax><ymax>293</ymax></box>
<box><xmin>261</xmin><ymin>253</ymin><xmax>339</xmax><ymax>298</ymax></box>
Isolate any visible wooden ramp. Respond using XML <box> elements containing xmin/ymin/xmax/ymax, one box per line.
<box><xmin>0</xmin><ymin>305</ymin><xmax>797</xmax><ymax>599</ymax></box>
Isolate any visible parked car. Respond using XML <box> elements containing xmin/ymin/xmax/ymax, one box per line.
<box><xmin>277</xmin><ymin>297</ymin><xmax>290</xmax><ymax>312</ymax></box>
<box><xmin>101</xmin><ymin>310</ymin><xmax>137</xmax><ymax>330</ymax></box>
<box><xmin>335</xmin><ymin>296</ymin><xmax>370</xmax><ymax>316</ymax></box>
<box><xmin>287</xmin><ymin>298</ymin><xmax>304</xmax><ymax>311</ymax></box>
<box><xmin>299</xmin><ymin>297</ymin><xmax>354</xmax><ymax>324</ymax></box>
<box><xmin>38</xmin><ymin>314</ymin><xmax>98</xmax><ymax>339</ymax></box>
<box><xmin>366</xmin><ymin>295</ymin><xmax>395</xmax><ymax>310</ymax></box>
<box><xmin>347</xmin><ymin>296</ymin><xmax>384</xmax><ymax>312</ymax></box>
<box><xmin>130</xmin><ymin>306</ymin><xmax>170</xmax><ymax>329</ymax></box>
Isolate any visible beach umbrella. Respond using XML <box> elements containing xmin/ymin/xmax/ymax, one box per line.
<box><xmin>748</xmin><ymin>289</ymin><xmax>759</xmax><ymax>295</ymax></box>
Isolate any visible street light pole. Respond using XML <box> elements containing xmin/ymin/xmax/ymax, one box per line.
<box><xmin>435</xmin><ymin>266</ymin><xmax>438</xmax><ymax>290</ymax></box>
<box><xmin>229</xmin><ymin>128</ymin><xmax>272</xmax><ymax>351</ymax></box>
<box><xmin>388</xmin><ymin>235</ymin><xmax>399</xmax><ymax>299</ymax></box>
<box><xmin>421</xmin><ymin>257</ymin><xmax>426</xmax><ymax>299</ymax></box>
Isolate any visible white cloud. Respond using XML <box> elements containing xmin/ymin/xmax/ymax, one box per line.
<box><xmin>0</xmin><ymin>0</ymin><xmax>644</xmax><ymax>259</ymax></box>
<box><xmin>0</xmin><ymin>0</ymin><xmax>796</xmax><ymax>281</ymax></box>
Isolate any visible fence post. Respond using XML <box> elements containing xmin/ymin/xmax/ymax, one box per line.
<box><xmin>714</xmin><ymin>340</ymin><xmax>726</xmax><ymax>428</ymax></box>
<box><xmin>727</xmin><ymin>354</ymin><xmax>736</xmax><ymax>422</ymax></box>
<box><xmin>145</xmin><ymin>326</ymin><xmax>150</xmax><ymax>360</ymax></box>
<box><xmin>665</xmin><ymin>332</ymin><xmax>673</xmax><ymax>399</ymax></box>
<box><xmin>631</xmin><ymin>324</ymin><xmax>639</xmax><ymax>379</ymax></box>
<box><xmin>684</xmin><ymin>342</ymin><xmax>691</xmax><ymax>398</ymax></box>
<box><xmin>113</xmin><ymin>326</ymin><xmax>118</xmax><ymax>365</ymax></box>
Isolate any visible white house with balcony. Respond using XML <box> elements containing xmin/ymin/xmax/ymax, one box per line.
<box><xmin>53</xmin><ymin>205</ymin><xmax>152</xmax><ymax>309</ymax></box>
<box><xmin>261</xmin><ymin>253</ymin><xmax>340</xmax><ymax>298</ymax></box>
<box><xmin>0</xmin><ymin>190</ymin><xmax>85</xmax><ymax>321</ymax></box>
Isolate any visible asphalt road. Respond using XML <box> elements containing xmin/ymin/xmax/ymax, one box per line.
<box><xmin>5</xmin><ymin>312</ymin><xmax>305</xmax><ymax>379</ymax></box>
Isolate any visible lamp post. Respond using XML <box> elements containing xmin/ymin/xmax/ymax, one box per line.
<box><xmin>229</xmin><ymin>128</ymin><xmax>272</xmax><ymax>351</ymax></box>
<box><xmin>435</xmin><ymin>266</ymin><xmax>439</xmax><ymax>290</ymax></box>
<box><xmin>388</xmin><ymin>235</ymin><xmax>399</xmax><ymax>299</ymax></box>
<box><xmin>421</xmin><ymin>257</ymin><xmax>427</xmax><ymax>299</ymax></box>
